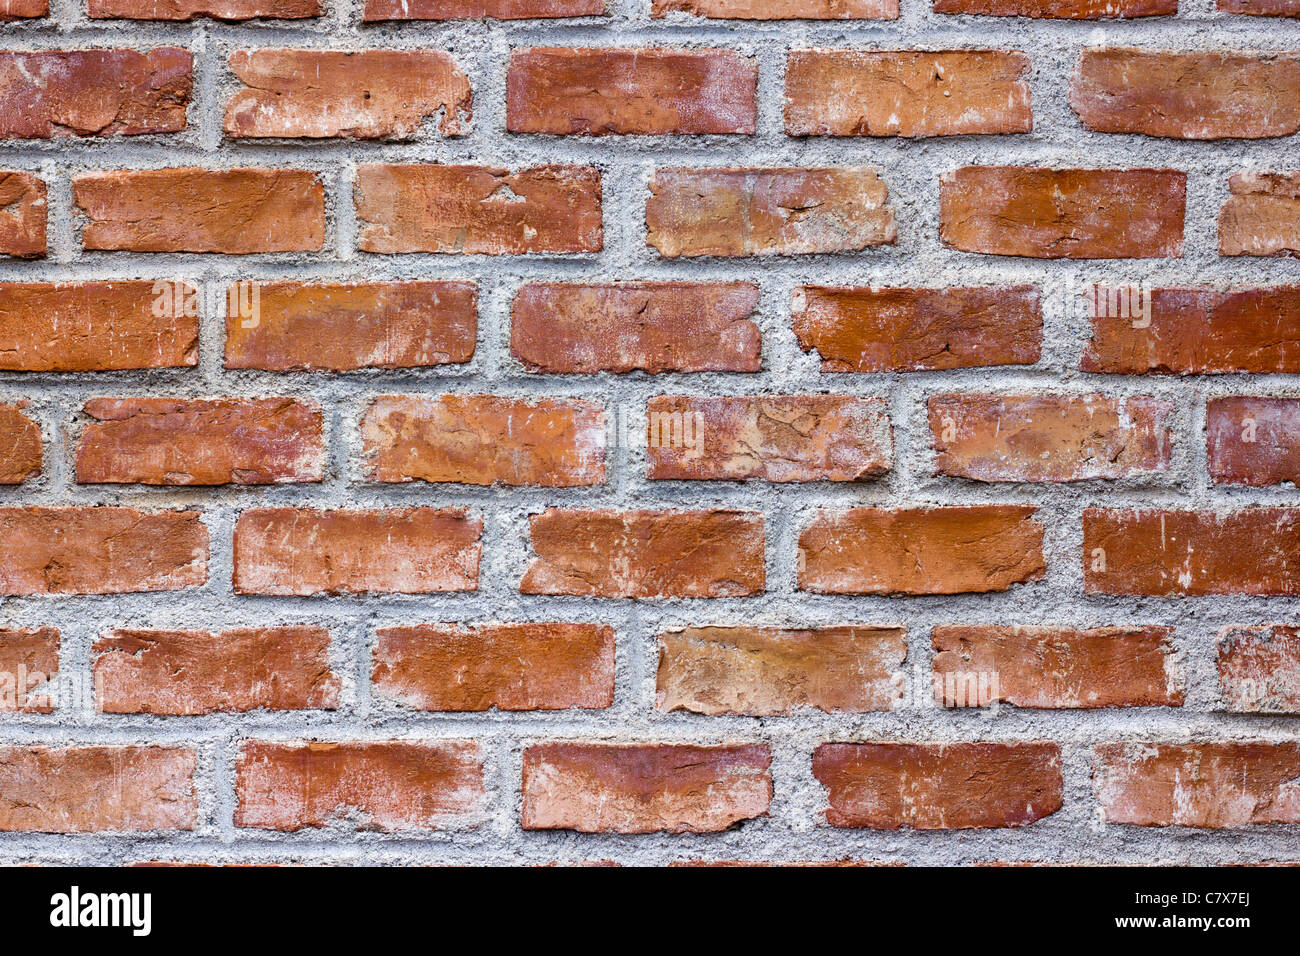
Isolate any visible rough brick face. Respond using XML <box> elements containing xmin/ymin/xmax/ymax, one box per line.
<box><xmin>1219</xmin><ymin>171</ymin><xmax>1300</xmax><ymax>257</ymax></box>
<box><xmin>364</xmin><ymin>0</ymin><xmax>604</xmax><ymax>17</ymax></box>
<box><xmin>1218</xmin><ymin>626</ymin><xmax>1300</xmax><ymax>713</ymax></box>
<box><xmin>0</xmin><ymin>0</ymin><xmax>47</xmax><ymax>16</ymax></box>
<box><xmin>1207</xmin><ymin>396</ymin><xmax>1300</xmax><ymax>485</ymax></box>
<box><xmin>506</xmin><ymin>48</ymin><xmax>757</xmax><ymax>135</ymax></box>
<box><xmin>935</xmin><ymin>0</ymin><xmax>1174</xmax><ymax>13</ymax></box>
<box><xmin>0</xmin><ymin>404</ymin><xmax>41</xmax><ymax>484</ymax></box>
<box><xmin>89</xmin><ymin>0</ymin><xmax>320</xmax><ymax>16</ymax></box>
<box><xmin>653</xmin><ymin>0</ymin><xmax>897</xmax><ymax>14</ymax></box>
<box><xmin>373</xmin><ymin>623</ymin><xmax>615</xmax><ymax>711</ymax></box>
<box><xmin>226</xmin><ymin>50</ymin><xmax>471</xmax><ymax>139</ymax></box>
<box><xmin>813</xmin><ymin>742</ymin><xmax>1063</xmax><ymax>829</ymax></box>
<box><xmin>0</xmin><ymin>628</ymin><xmax>58</xmax><ymax>713</ymax></box>
<box><xmin>1219</xmin><ymin>0</ymin><xmax>1299</xmax><ymax>12</ymax></box>
<box><xmin>0</xmin><ymin>171</ymin><xmax>46</xmax><ymax>258</ymax></box>
<box><xmin>521</xmin><ymin>743</ymin><xmax>772</xmax><ymax>832</ymax></box>
<box><xmin>785</xmin><ymin>50</ymin><xmax>1032</xmax><ymax>138</ymax></box>
<box><xmin>361</xmin><ymin>395</ymin><xmax>605</xmax><ymax>486</ymax></box>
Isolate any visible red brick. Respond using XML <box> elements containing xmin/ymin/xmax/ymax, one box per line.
<box><xmin>73</xmin><ymin>168</ymin><xmax>324</xmax><ymax>253</ymax></box>
<box><xmin>646</xmin><ymin>394</ymin><xmax>891</xmax><ymax>481</ymax></box>
<box><xmin>235</xmin><ymin>740</ymin><xmax>484</xmax><ymax>831</ymax></box>
<box><xmin>225</xmin><ymin>281</ymin><xmax>476</xmax><ymax>371</ymax></box>
<box><xmin>76</xmin><ymin>397</ymin><xmax>324</xmax><ymax>486</ymax></box>
<box><xmin>1208</xmin><ymin>396</ymin><xmax>1300</xmax><ymax>485</ymax></box>
<box><xmin>373</xmin><ymin>622</ymin><xmax>614</xmax><ymax>711</ymax></box>
<box><xmin>1219</xmin><ymin>171</ymin><xmax>1300</xmax><ymax>257</ymax></box>
<box><xmin>233</xmin><ymin>507</ymin><xmax>480</xmax><ymax>596</ymax></box>
<box><xmin>521</xmin><ymin>508</ymin><xmax>765</xmax><ymax>598</ymax></box>
<box><xmin>507</xmin><ymin>48</ymin><xmax>756</xmax><ymax>135</ymax></box>
<box><xmin>1083</xmin><ymin>508</ymin><xmax>1300</xmax><ymax>596</ymax></box>
<box><xmin>657</xmin><ymin>625</ymin><xmax>905</xmax><ymax>715</ymax></box>
<box><xmin>0</xmin><ymin>628</ymin><xmax>58</xmax><ymax>714</ymax></box>
<box><xmin>521</xmin><ymin>743</ymin><xmax>772</xmax><ymax>833</ymax></box>
<box><xmin>355</xmin><ymin>164</ymin><xmax>601</xmax><ymax>254</ymax></box>
<box><xmin>0</xmin><ymin>507</ymin><xmax>207</xmax><ymax>596</ymax></box>
<box><xmin>792</xmin><ymin>285</ymin><xmax>1042</xmax><ymax>372</ymax></box>
<box><xmin>1082</xmin><ymin>286</ymin><xmax>1300</xmax><ymax>374</ymax></box>
<box><xmin>226</xmin><ymin>49</ymin><xmax>471</xmax><ymax>139</ymax></box>
<box><xmin>928</xmin><ymin>393</ymin><xmax>1173</xmax><ymax>482</ymax></box>
<box><xmin>1218</xmin><ymin>626</ymin><xmax>1300</xmax><ymax>713</ymax></box>
<box><xmin>1219</xmin><ymin>0</ymin><xmax>1298</xmax><ymax>15</ymax></box>
<box><xmin>361</xmin><ymin>395</ymin><xmax>605</xmax><ymax>487</ymax></box>
<box><xmin>1094</xmin><ymin>742</ymin><xmax>1300</xmax><ymax>826</ymax></box>
<box><xmin>0</xmin><ymin>281</ymin><xmax>197</xmax><ymax>371</ymax></box>
<box><xmin>931</xmin><ymin>626</ymin><xmax>1182</xmax><ymax>708</ymax></box>
<box><xmin>814</xmin><ymin>742</ymin><xmax>1063</xmax><ymax>829</ymax></box>
<box><xmin>94</xmin><ymin>627</ymin><xmax>339</xmax><ymax>715</ymax></box>
<box><xmin>0</xmin><ymin>746</ymin><xmax>195</xmax><ymax>833</ymax></box>
<box><xmin>0</xmin><ymin>0</ymin><xmax>47</xmax><ymax>17</ymax></box>
<box><xmin>511</xmin><ymin>282</ymin><xmax>760</xmax><ymax>373</ymax></box>
<box><xmin>0</xmin><ymin>404</ymin><xmax>41</xmax><ymax>484</ymax></box>
<box><xmin>786</xmin><ymin>50</ymin><xmax>1032</xmax><ymax>137</ymax></box>
<box><xmin>935</xmin><ymin>0</ymin><xmax>1174</xmax><ymax>12</ymax></box>
<box><xmin>940</xmin><ymin>166</ymin><xmax>1186</xmax><ymax>258</ymax></box>
<box><xmin>654</xmin><ymin>0</ymin><xmax>897</xmax><ymax>15</ymax></box>
<box><xmin>0</xmin><ymin>172</ymin><xmax>45</xmax><ymax>259</ymax></box>
<box><xmin>799</xmin><ymin>506</ymin><xmax>1045</xmax><ymax>595</ymax></box>
<box><xmin>364</xmin><ymin>0</ymin><xmax>604</xmax><ymax>17</ymax></box>
<box><xmin>89</xmin><ymin>0</ymin><xmax>319</xmax><ymax>16</ymax></box>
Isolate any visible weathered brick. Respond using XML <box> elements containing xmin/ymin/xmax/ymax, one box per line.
<box><xmin>1218</xmin><ymin>0</ymin><xmax>1298</xmax><ymax>15</ymax></box>
<box><xmin>792</xmin><ymin>285</ymin><xmax>1042</xmax><ymax>372</ymax></box>
<box><xmin>361</xmin><ymin>395</ymin><xmax>605</xmax><ymax>487</ymax></box>
<box><xmin>225</xmin><ymin>281</ymin><xmax>476</xmax><ymax>371</ymax></box>
<box><xmin>355</xmin><ymin>164</ymin><xmax>601</xmax><ymax>254</ymax></box>
<box><xmin>0</xmin><ymin>507</ymin><xmax>207</xmax><ymax>595</ymax></box>
<box><xmin>73</xmin><ymin>168</ymin><xmax>325</xmax><ymax>253</ymax></box>
<box><xmin>373</xmin><ymin>622</ymin><xmax>615</xmax><ymax>711</ymax></box>
<box><xmin>1083</xmin><ymin>508</ymin><xmax>1300</xmax><ymax>596</ymax></box>
<box><xmin>657</xmin><ymin>625</ymin><xmax>905</xmax><ymax>715</ymax></box>
<box><xmin>1207</xmin><ymin>396</ymin><xmax>1300</xmax><ymax>485</ymax></box>
<box><xmin>653</xmin><ymin>0</ymin><xmax>897</xmax><ymax>15</ymax></box>
<box><xmin>76</xmin><ymin>397</ymin><xmax>324</xmax><ymax>486</ymax></box>
<box><xmin>0</xmin><ymin>172</ymin><xmax>45</xmax><ymax>258</ymax></box>
<box><xmin>1218</xmin><ymin>626</ymin><xmax>1300</xmax><ymax>713</ymax></box>
<box><xmin>1219</xmin><ymin>171</ymin><xmax>1300</xmax><ymax>257</ymax></box>
<box><xmin>1094</xmin><ymin>742</ymin><xmax>1300</xmax><ymax>826</ymax></box>
<box><xmin>507</xmin><ymin>48</ymin><xmax>756</xmax><ymax>135</ymax></box>
<box><xmin>233</xmin><ymin>507</ymin><xmax>480</xmax><ymax>595</ymax></box>
<box><xmin>521</xmin><ymin>508</ymin><xmax>765</xmax><ymax>597</ymax></box>
<box><xmin>928</xmin><ymin>393</ymin><xmax>1173</xmax><ymax>482</ymax></box>
<box><xmin>89</xmin><ymin>0</ymin><xmax>319</xmax><ymax>16</ymax></box>
<box><xmin>0</xmin><ymin>628</ymin><xmax>58</xmax><ymax>714</ymax></box>
<box><xmin>94</xmin><ymin>627</ymin><xmax>339</xmax><ymax>715</ymax></box>
<box><xmin>0</xmin><ymin>746</ymin><xmax>195</xmax><ymax>833</ymax></box>
<box><xmin>645</xmin><ymin>394</ymin><xmax>891</xmax><ymax>481</ymax></box>
<box><xmin>937</xmin><ymin>0</ymin><xmax>1173</xmax><ymax>11</ymax></box>
<box><xmin>931</xmin><ymin>626</ymin><xmax>1182</xmax><ymax>708</ymax></box>
<box><xmin>646</xmin><ymin>167</ymin><xmax>895</xmax><ymax>257</ymax></box>
<box><xmin>814</xmin><ymin>742</ymin><xmax>1063</xmax><ymax>829</ymax></box>
<box><xmin>364</xmin><ymin>0</ymin><xmax>604</xmax><ymax>17</ymax></box>
<box><xmin>511</xmin><ymin>282</ymin><xmax>760</xmax><ymax>373</ymax></box>
<box><xmin>0</xmin><ymin>0</ymin><xmax>47</xmax><ymax>17</ymax></box>
<box><xmin>0</xmin><ymin>404</ymin><xmax>41</xmax><ymax>484</ymax></box>
<box><xmin>940</xmin><ymin>166</ymin><xmax>1186</xmax><ymax>258</ymax></box>
<box><xmin>799</xmin><ymin>506</ymin><xmax>1045</xmax><ymax>595</ymax></box>
<box><xmin>235</xmin><ymin>740</ymin><xmax>484</xmax><ymax>831</ymax></box>
<box><xmin>226</xmin><ymin>49</ymin><xmax>471</xmax><ymax>139</ymax></box>
<box><xmin>0</xmin><ymin>281</ymin><xmax>197</xmax><ymax>371</ymax></box>
<box><xmin>786</xmin><ymin>50</ymin><xmax>1032</xmax><ymax>137</ymax></box>
<box><xmin>521</xmin><ymin>743</ymin><xmax>772</xmax><ymax>833</ymax></box>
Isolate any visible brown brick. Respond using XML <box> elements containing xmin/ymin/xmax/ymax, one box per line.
<box><xmin>0</xmin><ymin>404</ymin><xmax>41</xmax><ymax>484</ymax></box>
<box><xmin>799</xmin><ymin>506</ymin><xmax>1045</xmax><ymax>595</ymax></box>
<box><xmin>364</xmin><ymin>0</ymin><xmax>604</xmax><ymax>17</ymax></box>
<box><xmin>235</xmin><ymin>740</ymin><xmax>484</xmax><ymax>831</ymax></box>
<box><xmin>936</xmin><ymin>0</ymin><xmax>1173</xmax><ymax>12</ymax></box>
<box><xmin>521</xmin><ymin>743</ymin><xmax>772</xmax><ymax>833</ymax></box>
<box><xmin>0</xmin><ymin>628</ymin><xmax>58</xmax><ymax>714</ymax></box>
<box><xmin>1218</xmin><ymin>626</ymin><xmax>1300</xmax><ymax>713</ymax></box>
<box><xmin>73</xmin><ymin>168</ymin><xmax>325</xmax><ymax>253</ymax></box>
<box><xmin>0</xmin><ymin>172</ymin><xmax>45</xmax><ymax>258</ymax></box>
<box><xmin>507</xmin><ymin>48</ymin><xmax>756</xmax><ymax>135</ymax></box>
<box><xmin>355</xmin><ymin>164</ymin><xmax>601</xmax><ymax>254</ymax></box>
<box><xmin>646</xmin><ymin>167</ymin><xmax>895</xmax><ymax>257</ymax></box>
<box><xmin>0</xmin><ymin>507</ymin><xmax>207</xmax><ymax>596</ymax></box>
<box><xmin>522</xmin><ymin>508</ymin><xmax>765</xmax><ymax>598</ymax></box>
<box><xmin>931</xmin><ymin>626</ymin><xmax>1182</xmax><ymax>708</ymax></box>
<box><xmin>928</xmin><ymin>393</ymin><xmax>1173</xmax><ymax>482</ymax></box>
<box><xmin>1208</xmin><ymin>396</ymin><xmax>1300</xmax><ymax>485</ymax></box>
<box><xmin>226</xmin><ymin>49</ymin><xmax>471</xmax><ymax>139</ymax></box>
<box><xmin>646</xmin><ymin>394</ymin><xmax>891</xmax><ymax>481</ymax></box>
<box><xmin>1219</xmin><ymin>0</ymin><xmax>1299</xmax><ymax>13</ymax></box>
<box><xmin>654</xmin><ymin>0</ymin><xmax>897</xmax><ymax>15</ymax></box>
<box><xmin>657</xmin><ymin>625</ymin><xmax>905</xmax><ymax>715</ymax></box>
<box><xmin>233</xmin><ymin>507</ymin><xmax>480</xmax><ymax>596</ymax></box>
<box><xmin>0</xmin><ymin>0</ymin><xmax>47</xmax><ymax>17</ymax></box>
<box><xmin>373</xmin><ymin>622</ymin><xmax>614</xmax><ymax>711</ymax></box>
<box><xmin>511</xmin><ymin>282</ymin><xmax>760</xmax><ymax>373</ymax></box>
<box><xmin>94</xmin><ymin>627</ymin><xmax>340</xmax><ymax>714</ymax></box>
<box><xmin>361</xmin><ymin>395</ymin><xmax>605</xmax><ymax>487</ymax></box>
<box><xmin>76</xmin><ymin>397</ymin><xmax>324</xmax><ymax>486</ymax></box>
<box><xmin>940</xmin><ymin>166</ymin><xmax>1186</xmax><ymax>258</ymax></box>
<box><xmin>1094</xmin><ymin>742</ymin><xmax>1300</xmax><ymax>826</ymax></box>
<box><xmin>0</xmin><ymin>746</ymin><xmax>196</xmax><ymax>833</ymax></box>
<box><xmin>786</xmin><ymin>50</ymin><xmax>1032</xmax><ymax>137</ymax></box>
<box><xmin>1083</xmin><ymin>507</ymin><xmax>1300</xmax><ymax>596</ymax></box>
<box><xmin>814</xmin><ymin>742</ymin><xmax>1063</xmax><ymax>829</ymax></box>
<box><xmin>1219</xmin><ymin>171</ymin><xmax>1300</xmax><ymax>257</ymax></box>
<box><xmin>89</xmin><ymin>0</ymin><xmax>319</xmax><ymax>16</ymax></box>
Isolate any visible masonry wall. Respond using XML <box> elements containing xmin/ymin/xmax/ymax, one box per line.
<box><xmin>0</xmin><ymin>0</ymin><xmax>1298</xmax><ymax>865</ymax></box>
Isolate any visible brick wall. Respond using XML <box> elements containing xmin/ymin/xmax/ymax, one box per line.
<box><xmin>0</xmin><ymin>0</ymin><xmax>1298</xmax><ymax>865</ymax></box>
